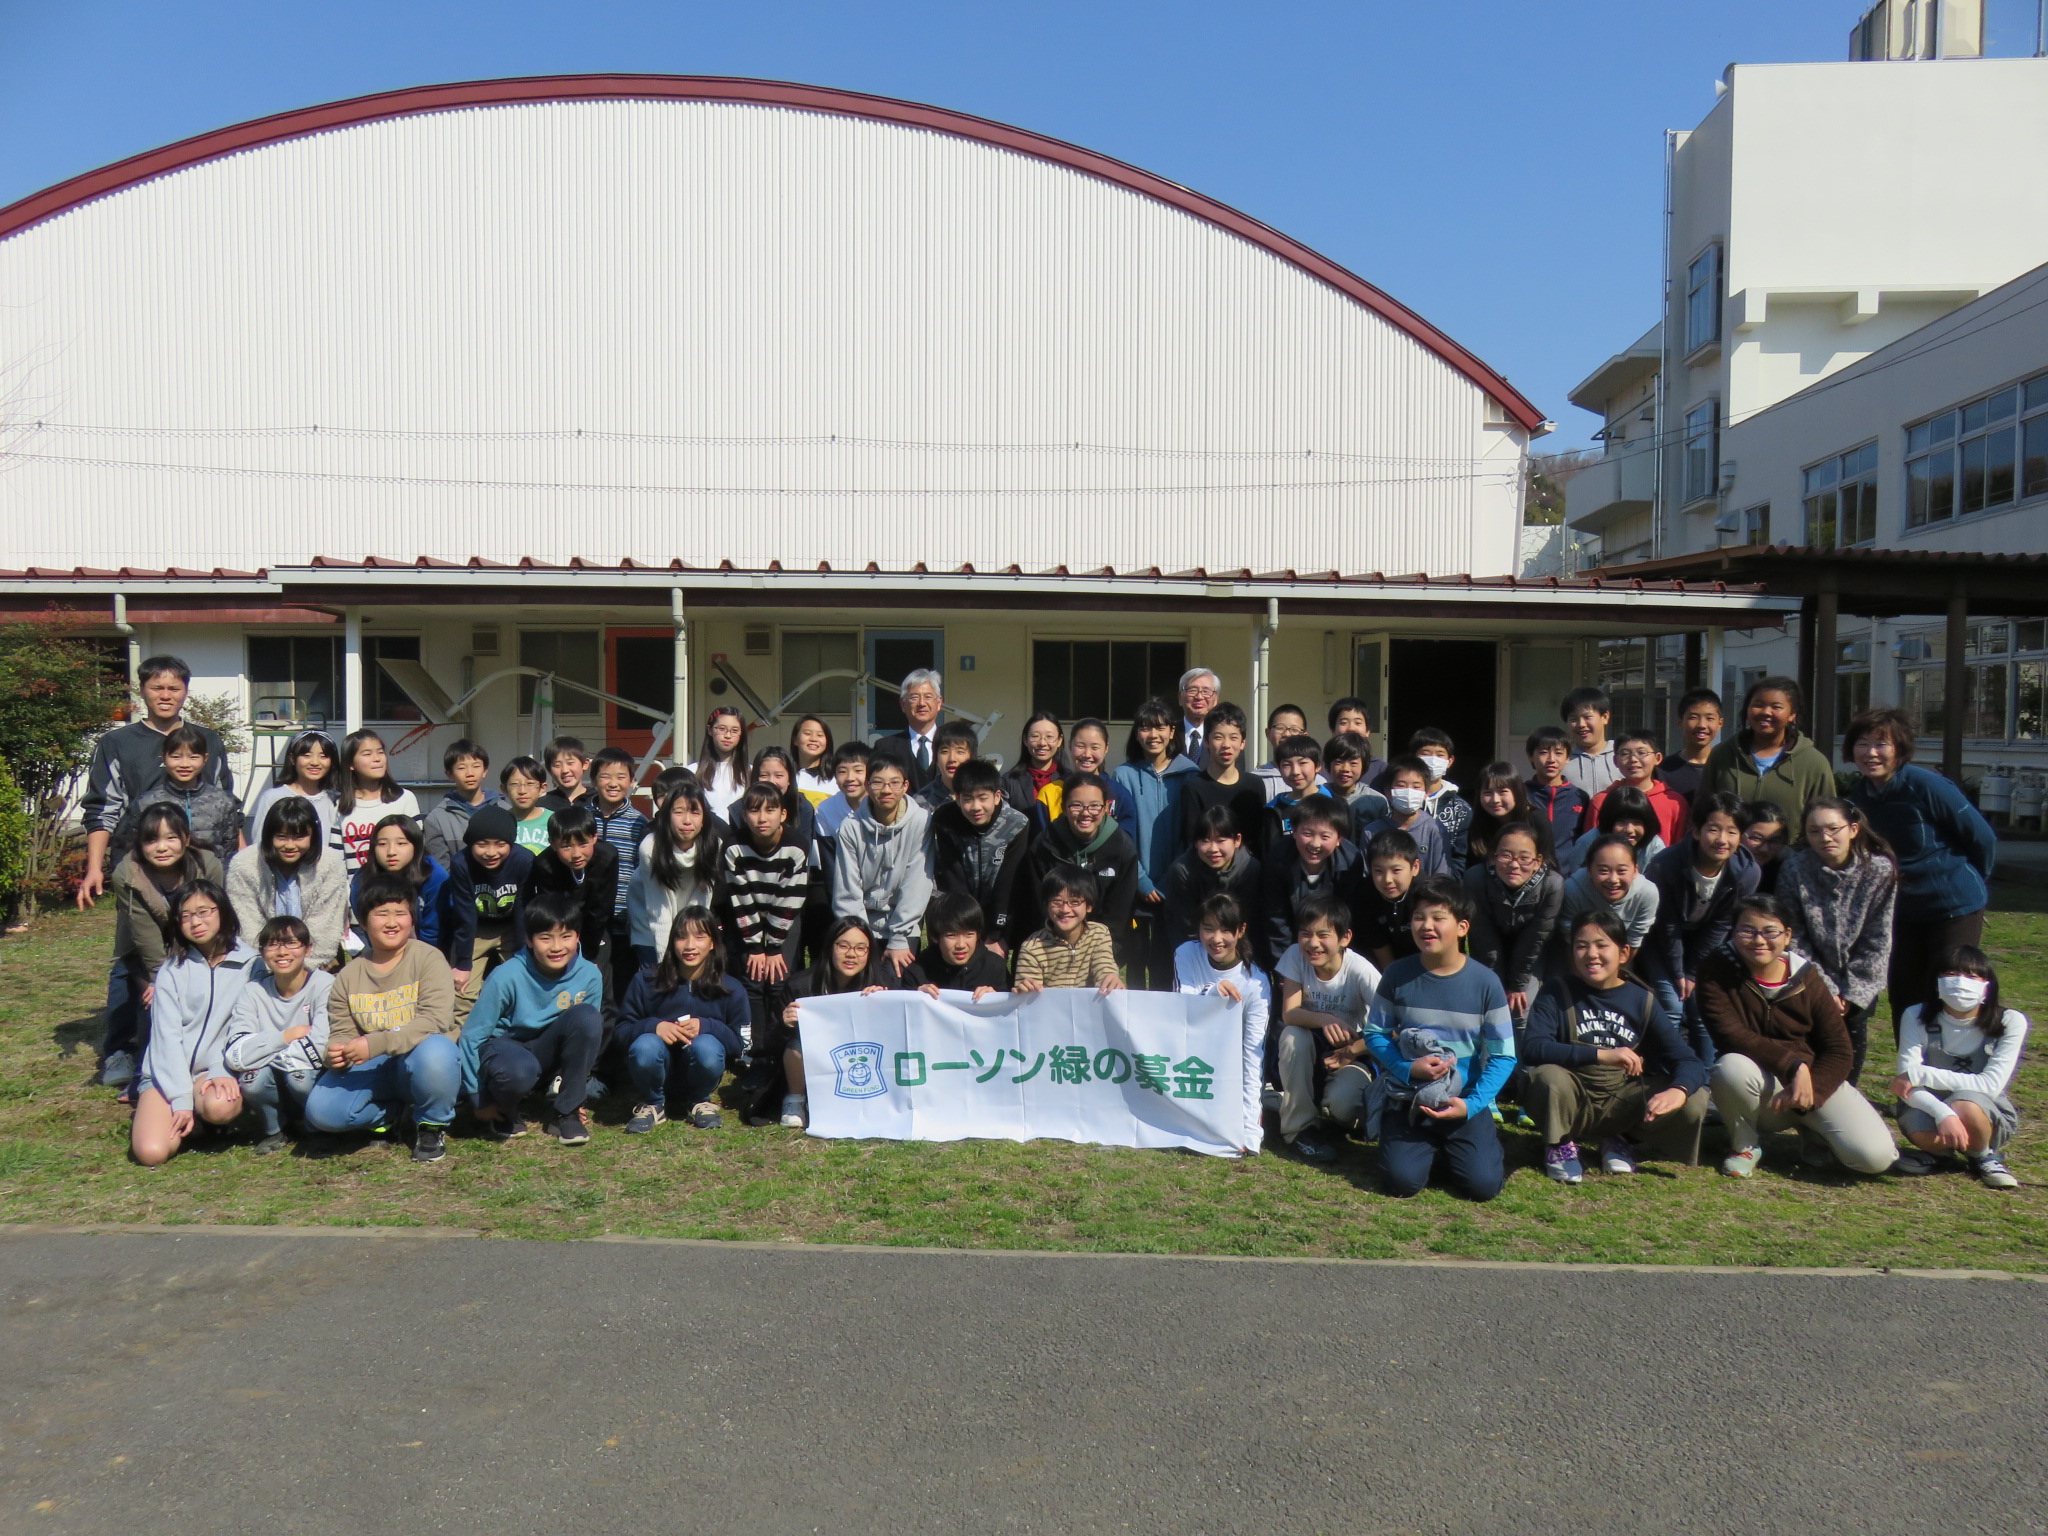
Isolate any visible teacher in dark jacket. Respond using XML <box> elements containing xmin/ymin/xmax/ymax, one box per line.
<box><xmin>875</xmin><ymin>669</ymin><xmax>946</xmax><ymax>791</ymax></box>
<box><xmin>1842</xmin><ymin>708</ymin><xmax>1997</xmax><ymax>1024</ymax></box>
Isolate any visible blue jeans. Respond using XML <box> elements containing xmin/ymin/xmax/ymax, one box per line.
<box><xmin>240</xmin><ymin>1066</ymin><xmax>315</xmax><ymax>1136</ymax></box>
<box><xmin>101</xmin><ymin>958</ymin><xmax>147</xmax><ymax>1059</ymax></box>
<box><xmin>1377</xmin><ymin>1109</ymin><xmax>1505</xmax><ymax>1201</ymax></box>
<box><xmin>1642</xmin><ymin>956</ymin><xmax>1712</xmax><ymax>1070</ymax></box>
<box><xmin>626</xmin><ymin>1030</ymin><xmax>727</xmax><ymax>1110</ymax></box>
<box><xmin>306</xmin><ymin>1033</ymin><xmax>461</xmax><ymax>1131</ymax></box>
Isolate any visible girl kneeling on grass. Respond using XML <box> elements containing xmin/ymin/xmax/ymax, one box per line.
<box><xmin>1694</xmin><ymin>894</ymin><xmax>1897</xmax><ymax>1179</ymax></box>
<box><xmin>620</xmin><ymin>907</ymin><xmax>751</xmax><ymax>1136</ymax></box>
<box><xmin>1172</xmin><ymin>893</ymin><xmax>1271</xmax><ymax>1155</ymax></box>
<box><xmin>131</xmin><ymin>880</ymin><xmax>262</xmax><ymax>1166</ymax></box>
<box><xmin>1521</xmin><ymin>908</ymin><xmax>1708</xmax><ymax>1184</ymax></box>
<box><xmin>773</xmin><ymin>917</ymin><xmax>891</xmax><ymax>1129</ymax></box>
<box><xmin>1891</xmin><ymin>947</ymin><xmax>2028</xmax><ymax>1190</ymax></box>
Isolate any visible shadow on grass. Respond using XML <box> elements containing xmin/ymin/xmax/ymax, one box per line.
<box><xmin>51</xmin><ymin>1012</ymin><xmax>98</xmax><ymax>1062</ymax></box>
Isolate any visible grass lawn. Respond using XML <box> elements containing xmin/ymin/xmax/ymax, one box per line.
<box><xmin>2</xmin><ymin>893</ymin><xmax>2044</xmax><ymax>1270</ymax></box>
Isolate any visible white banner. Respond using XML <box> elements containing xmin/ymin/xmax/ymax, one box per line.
<box><xmin>798</xmin><ymin>988</ymin><xmax>1256</xmax><ymax>1157</ymax></box>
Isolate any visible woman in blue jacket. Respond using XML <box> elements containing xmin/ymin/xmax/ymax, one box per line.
<box><xmin>1113</xmin><ymin>698</ymin><xmax>1203</xmax><ymax>991</ymax></box>
<box><xmin>618</xmin><ymin>906</ymin><xmax>750</xmax><ymax>1135</ymax></box>
<box><xmin>1843</xmin><ymin>709</ymin><xmax>1997</xmax><ymax>1027</ymax></box>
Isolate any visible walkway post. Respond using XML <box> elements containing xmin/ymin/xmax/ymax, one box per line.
<box><xmin>1942</xmin><ymin>583</ymin><xmax>1968</xmax><ymax>784</ymax></box>
<box><xmin>343</xmin><ymin>608</ymin><xmax>363</xmax><ymax>734</ymax></box>
<box><xmin>1812</xmin><ymin>573</ymin><xmax>1839</xmax><ymax>764</ymax></box>
<box><xmin>671</xmin><ymin>587</ymin><xmax>690</xmax><ymax>769</ymax></box>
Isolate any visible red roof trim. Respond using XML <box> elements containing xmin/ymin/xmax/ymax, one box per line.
<box><xmin>0</xmin><ymin>73</ymin><xmax>1545</xmax><ymax>431</ymax></box>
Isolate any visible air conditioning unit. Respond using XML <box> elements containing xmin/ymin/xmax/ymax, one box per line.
<box><xmin>743</xmin><ymin>626</ymin><xmax>773</xmax><ymax>657</ymax></box>
<box><xmin>471</xmin><ymin>625</ymin><xmax>501</xmax><ymax>657</ymax></box>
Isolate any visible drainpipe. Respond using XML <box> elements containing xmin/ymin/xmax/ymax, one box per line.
<box><xmin>343</xmin><ymin>607</ymin><xmax>363</xmax><ymax>734</ymax></box>
<box><xmin>1653</xmin><ymin>128</ymin><xmax>1676</xmax><ymax>563</ymax></box>
<box><xmin>111</xmin><ymin>593</ymin><xmax>139</xmax><ymax>705</ymax></box>
<box><xmin>1253</xmin><ymin>599</ymin><xmax>1277</xmax><ymax>737</ymax></box>
<box><xmin>670</xmin><ymin>587</ymin><xmax>690</xmax><ymax>767</ymax></box>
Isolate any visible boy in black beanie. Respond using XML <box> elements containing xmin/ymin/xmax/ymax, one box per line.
<box><xmin>456</xmin><ymin>804</ymin><xmax>534</xmax><ymax>1024</ymax></box>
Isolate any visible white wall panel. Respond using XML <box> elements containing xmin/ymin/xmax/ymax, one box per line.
<box><xmin>0</xmin><ymin>100</ymin><xmax>1520</xmax><ymax>576</ymax></box>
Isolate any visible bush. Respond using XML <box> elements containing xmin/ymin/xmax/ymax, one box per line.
<box><xmin>181</xmin><ymin>690</ymin><xmax>250</xmax><ymax>758</ymax></box>
<box><xmin>0</xmin><ymin>752</ymin><xmax>26</xmax><ymax>903</ymax></box>
<box><xmin>0</xmin><ymin>614</ymin><xmax>122</xmax><ymax>810</ymax></box>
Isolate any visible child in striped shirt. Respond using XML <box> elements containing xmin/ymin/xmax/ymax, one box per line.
<box><xmin>1013</xmin><ymin>871</ymin><xmax>1124</xmax><ymax>995</ymax></box>
<box><xmin>1363</xmin><ymin>874</ymin><xmax>1516</xmax><ymax>1202</ymax></box>
<box><xmin>589</xmin><ymin>747</ymin><xmax>652</xmax><ymax>991</ymax></box>
<box><xmin>721</xmin><ymin>781</ymin><xmax>812</xmax><ymax>1045</ymax></box>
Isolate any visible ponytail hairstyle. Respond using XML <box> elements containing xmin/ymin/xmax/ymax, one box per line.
<box><xmin>1919</xmin><ymin>944</ymin><xmax>2005</xmax><ymax>1035</ymax></box>
<box><xmin>260</xmin><ymin>796</ymin><xmax>325</xmax><ymax>875</ymax></box>
<box><xmin>366</xmin><ymin>813</ymin><xmax>429</xmax><ymax>889</ymax></box>
<box><xmin>651</xmin><ymin>780</ymin><xmax>726</xmax><ymax>891</ymax></box>
<box><xmin>693</xmin><ymin>706</ymin><xmax>749</xmax><ymax>784</ymax></box>
<box><xmin>167</xmin><ymin>878</ymin><xmax>239</xmax><ymax>962</ymax></box>
<box><xmin>337</xmin><ymin>729</ymin><xmax>399</xmax><ymax>816</ymax></box>
<box><xmin>1195</xmin><ymin>892</ymin><xmax>1253</xmax><ymax>967</ymax></box>
<box><xmin>655</xmin><ymin>906</ymin><xmax>728</xmax><ymax>999</ymax></box>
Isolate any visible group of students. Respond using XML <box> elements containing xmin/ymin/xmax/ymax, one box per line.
<box><xmin>79</xmin><ymin>656</ymin><xmax>2026</xmax><ymax>1197</ymax></box>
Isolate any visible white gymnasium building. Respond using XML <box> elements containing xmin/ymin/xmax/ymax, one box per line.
<box><xmin>0</xmin><ymin>75</ymin><xmax>1790</xmax><ymax>789</ymax></box>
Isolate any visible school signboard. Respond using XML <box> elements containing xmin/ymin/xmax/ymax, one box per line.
<box><xmin>797</xmin><ymin>988</ymin><xmax>1253</xmax><ymax>1157</ymax></box>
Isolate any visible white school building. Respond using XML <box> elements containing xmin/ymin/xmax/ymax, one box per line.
<box><xmin>0</xmin><ymin>75</ymin><xmax>1794</xmax><ymax>790</ymax></box>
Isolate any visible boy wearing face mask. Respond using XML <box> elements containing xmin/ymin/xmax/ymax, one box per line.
<box><xmin>1408</xmin><ymin>729</ymin><xmax>1472</xmax><ymax>877</ymax></box>
<box><xmin>1359</xmin><ymin>757</ymin><xmax>1451</xmax><ymax>878</ymax></box>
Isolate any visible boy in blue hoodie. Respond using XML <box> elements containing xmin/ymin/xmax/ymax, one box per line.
<box><xmin>461</xmin><ymin>888</ymin><xmax>604</xmax><ymax>1145</ymax></box>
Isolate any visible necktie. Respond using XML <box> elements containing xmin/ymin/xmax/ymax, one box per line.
<box><xmin>916</xmin><ymin>736</ymin><xmax>931</xmax><ymax>771</ymax></box>
<box><xmin>1188</xmin><ymin>726</ymin><xmax>1202</xmax><ymax>760</ymax></box>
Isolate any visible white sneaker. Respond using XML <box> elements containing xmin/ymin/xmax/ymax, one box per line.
<box><xmin>99</xmin><ymin>1050</ymin><xmax>136</xmax><ymax>1088</ymax></box>
<box><xmin>1721</xmin><ymin>1144</ymin><xmax>1763</xmax><ymax>1179</ymax></box>
<box><xmin>779</xmin><ymin>1093</ymin><xmax>808</xmax><ymax>1129</ymax></box>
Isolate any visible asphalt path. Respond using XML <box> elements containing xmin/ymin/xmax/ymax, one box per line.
<box><xmin>1</xmin><ymin>1228</ymin><xmax>2044</xmax><ymax>1535</ymax></box>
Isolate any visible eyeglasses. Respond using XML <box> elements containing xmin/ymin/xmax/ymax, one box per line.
<box><xmin>180</xmin><ymin>905</ymin><xmax>221</xmax><ymax>919</ymax></box>
<box><xmin>1183</xmin><ymin>687</ymin><xmax>1219</xmax><ymax>700</ymax></box>
<box><xmin>1494</xmin><ymin>852</ymin><xmax>1542</xmax><ymax>867</ymax></box>
<box><xmin>1732</xmin><ymin>925</ymin><xmax>1788</xmax><ymax>942</ymax></box>
<box><xmin>262</xmin><ymin>937</ymin><xmax>309</xmax><ymax>951</ymax></box>
<box><xmin>1068</xmin><ymin>802</ymin><xmax>1106</xmax><ymax>816</ymax></box>
<box><xmin>1047</xmin><ymin>898</ymin><xmax>1088</xmax><ymax>912</ymax></box>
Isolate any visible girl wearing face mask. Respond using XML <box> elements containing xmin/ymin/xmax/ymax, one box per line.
<box><xmin>1777</xmin><ymin>798</ymin><xmax>1898</xmax><ymax>1086</ymax></box>
<box><xmin>1891</xmin><ymin>949</ymin><xmax>2027</xmax><ymax>1188</ymax></box>
<box><xmin>1406</xmin><ymin>729</ymin><xmax>1472</xmax><ymax>876</ymax></box>
<box><xmin>1694</xmin><ymin>894</ymin><xmax>1897</xmax><ymax>1179</ymax></box>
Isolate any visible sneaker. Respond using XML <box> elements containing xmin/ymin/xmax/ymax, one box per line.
<box><xmin>687</xmin><ymin>1101</ymin><xmax>723</xmax><ymax>1130</ymax></box>
<box><xmin>1599</xmin><ymin>1138</ymin><xmax>1638</xmax><ymax>1176</ymax></box>
<box><xmin>412</xmin><ymin>1126</ymin><xmax>448</xmax><ymax>1164</ymax></box>
<box><xmin>99</xmin><ymin>1050</ymin><xmax>136</xmax><ymax>1088</ymax></box>
<box><xmin>485</xmin><ymin>1116</ymin><xmax>528</xmax><ymax>1143</ymax></box>
<box><xmin>1971</xmin><ymin>1152</ymin><xmax>2021</xmax><ymax>1190</ymax></box>
<box><xmin>1288</xmin><ymin>1130</ymin><xmax>1338</xmax><ymax>1164</ymax></box>
<box><xmin>1489</xmin><ymin>1105</ymin><xmax>1506</xmax><ymax>1125</ymax></box>
<box><xmin>1544</xmin><ymin>1141</ymin><xmax>1583</xmax><ymax>1184</ymax></box>
<box><xmin>625</xmin><ymin>1103</ymin><xmax>667</xmax><ymax>1135</ymax></box>
<box><xmin>1505</xmin><ymin>1106</ymin><xmax>1537</xmax><ymax>1131</ymax></box>
<box><xmin>779</xmin><ymin>1093</ymin><xmax>809</xmax><ymax>1129</ymax></box>
<box><xmin>554</xmin><ymin>1112</ymin><xmax>591</xmax><ymax>1146</ymax></box>
<box><xmin>253</xmin><ymin>1131</ymin><xmax>289</xmax><ymax>1157</ymax></box>
<box><xmin>1892</xmin><ymin>1148</ymin><xmax>1949</xmax><ymax>1176</ymax></box>
<box><xmin>1721</xmin><ymin>1144</ymin><xmax>1762</xmax><ymax>1179</ymax></box>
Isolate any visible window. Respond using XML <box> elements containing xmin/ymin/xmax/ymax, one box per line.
<box><xmin>1899</xmin><ymin>621</ymin><xmax>2019</xmax><ymax>741</ymax></box>
<box><xmin>1682</xmin><ymin>401</ymin><xmax>1719</xmax><ymax>505</ymax></box>
<box><xmin>1032</xmin><ymin>639</ymin><xmax>1187</xmax><ymax>722</ymax></box>
<box><xmin>519</xmin><ymin>630</ymin><xmax>602</xmax><ymax>714</ymax></box>
<box><xmin>248</xmin><ymin>635</ymin><xmax>342</xmax><ymax>725</ymax></box>
<box><xmin>781</xmin><ymin>630</ymin><xmax>858</xmax><ymax>716</ymax></box>
<box><xmin>1802</xmin><ymin>442</ymin><xmax>1878</xmax><ymax>548</ymax></box>
<box><xmin>1685</xmin><ymin>246</ymin><xmax>1722</xmax><ymax>356</ymax></box>
<box><xmin>364</xmin><ymin>636</ymin><xmax>423</xmax><ymax>722</ymax></box>
<box><xmin>1906</xmin><ymin>369</ymin><xmax>2048</xmax><ymax>529</ymax></box>
<box><xmin>1742</xmin><ymin>503</ymin><xmax>1771</xmax><ymax>544</ymax></box>
<box><xmin>1835</xmin><ymin>639</ymin><xmax>1871</xmax><ymax>730</ymax></box>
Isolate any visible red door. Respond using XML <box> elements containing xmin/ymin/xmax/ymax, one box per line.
<box><xmin>605</xmin><ymin>628</ymin><xmax>676</xmax><ymax>764</ymax></box>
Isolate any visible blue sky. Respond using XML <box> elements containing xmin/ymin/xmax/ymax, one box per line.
<box><xmin>3</xmin><ymin>1</ymin><xmax>2039</xmax><ymax>445</ymax></box>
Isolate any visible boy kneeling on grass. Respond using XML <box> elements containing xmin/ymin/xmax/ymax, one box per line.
<box><xmin>1361</xmin><ymin>875</ymin><xmax>1515</xmax><ymax>1201</ymax></box>
<box><xmin>307</xmin><ymin>878</ymin><xmax>461</xmax><ymax>1164</ymax></box>
<box><xmin>1013</xmin><ymin>871</ymin><xmax>1125</xmax><ymax>996</ymax></box>
<box><xmin>460</xmin><ymin>889</ymin><xmax>606</xmax><ymax>1146</ymax></box>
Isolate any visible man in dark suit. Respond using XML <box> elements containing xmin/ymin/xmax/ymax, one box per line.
<box><xmin>876</xmin><ymin>668</ymin><xmax>946</xmax><ymax>790</ymax></box>
<box><xmin>1176</xmin><ymin>667</ymin><xmax>1221</xmax><ymax>765</ymax></box>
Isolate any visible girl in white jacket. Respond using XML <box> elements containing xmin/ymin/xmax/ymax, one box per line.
<box><xmin>132</xmin><ymin>880</ymin><xmax>262</xmax><ymax>1166</ymax></box>
<box><xmin>628</xmin><ymin>782</ymin><xmax>725</xmax><ymax>969</ymax></box>
<box><xmin>1892</xmin><ymin>945</ymin><xmax>2029</xmax><ymax>1189</ymax></box>
<box><xmin>1173</xmin><ymin>893</ymin><xmax>1272</xmax><ymax>1155</ymax></box>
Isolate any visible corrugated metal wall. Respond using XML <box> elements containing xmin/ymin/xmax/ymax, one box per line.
<box><xmin>0</xmin><ymin>100</ymin><xmax>1521</xmax><ymax>574</ymax></box>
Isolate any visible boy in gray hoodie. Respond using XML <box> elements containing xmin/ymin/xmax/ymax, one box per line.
<box><xmin>830</xmin><ymin>753</ymin><xmax>934</xmax><ymax>978</ymax></box>
<box><xmin>222</xmin><ymin>915</ymin><xmax>337</xmax><ymax>1152</ymax></box>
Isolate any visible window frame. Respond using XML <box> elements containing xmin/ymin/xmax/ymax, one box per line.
<box><xmin>1029</xmin><ymin>635</ymin><xmax>1190</xmax><ymax>725</ymax></box>
<box><xmin>1905</xmin><ymin>368</ymin><xmax>2048</xmax><ymax>532</ymax></box>
<box><xmin>1684</xmin><ymin>244</ymin><xmax>1723</xmax><ymax>359</ymax></box>
<box><xmin>1682</xmin><ymin>399</ymin><xmax>1720</xmax><ymax>506</ymax></box>
<box><xmin>1801</xmin><ymin>441</ymin><xmax>1878</xmax><ymax>549</ymax></box>
<box><xmin>516</xmin><ymin>628</ymin><xmax>605</xmax><ymax>717</ymax></box>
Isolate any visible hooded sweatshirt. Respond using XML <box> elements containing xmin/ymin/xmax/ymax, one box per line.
<box><xmin>1524</xmin><ymin>778</ymin><xmax>1591</xmax><ymax>848</ymax></box>
<box><xmin>830</xmin><ymin>795</ymin><xmax>935</xmax><ymax>953</ymax></box>
<box><xmin>1162</xmin><ymin>845</ymin><xmax>1264</xmax><ymax>956</ymax></box>
<box><xmin>1112</xmin><ymin>753</ymin><xmax>1203</xmax><ymax>899</ymax></box>
<box><xmin>1559</xmin><ymin>865</ymin><xmax>1660</xmax><ymax>953</ymax></box>
<box><xmin>1701</xmin><ymin>727</ymin><xmax>1836</xmax><ymax>827</ymax></box>
<box><xmin>931</xmin><ymin>799</ymin><xmax>1033</xmax><ymax>946</ymax></box>
<box><xmin>1775</xmin><ymin>847</ymin><xmax>1898</xmax><ymax>1009</ymax></box>
<box><xmin>141</xmin><ymin>941</ymin><xmax>263</xmax><ymax>1112</ymax></box>
<box><xmin>227</xmin><ymin>844</ymin><xmax>350</xmax><ymax>967</ymax></box>
<box><xmin>1694</xmin><ymin>948</ymin><xmax>1855</xmax><ymax>1104</ymax></box>
<box><xmin>421</xmin><ymin>788</ymin><xmax>508</xmax><ymax>871</ymax></box>
<box><xmin>222</xmin><ymin>968</ymin><xmax>337</xmax><ymax>1079</ymax></box>
<box><xmin>1461</xmin><ymin>863</ymin><xmax>1564</xmax><ymax>999</ymax></box>
<box><xmin>1026</xmin><ymin>814</ymin><xmax>1139</xmax><ymax>937</ymax></box>
<box><xmin>1645</xmin><ymin>840</ymin><xmax>1761</xmax><ymax>984</ymax></box>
